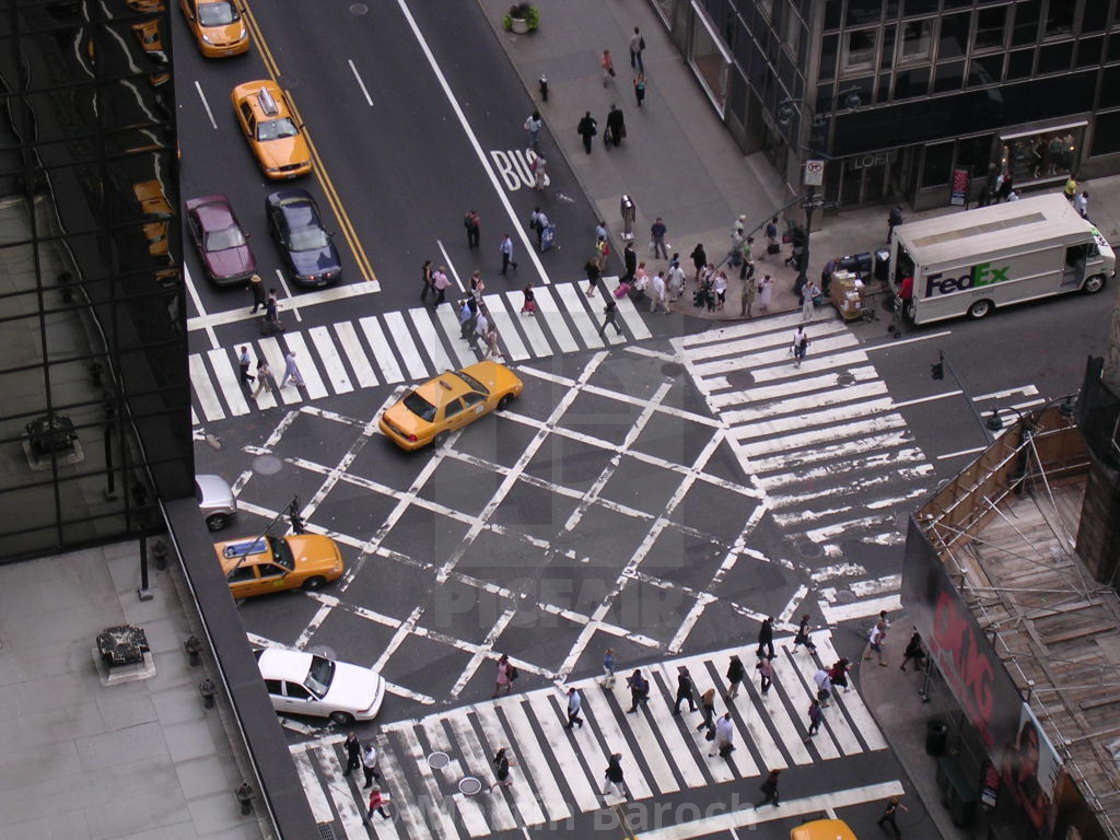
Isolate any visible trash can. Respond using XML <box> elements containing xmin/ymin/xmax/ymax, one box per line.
<box><xmin>874</xmin><ymin>249</ymin><xmax>890</xmax><ymax>285</ymax></box>
<box><xmin>926</xmin><ymin>718</ymin><xmax>949</xmax><ymax>756</ymax></box>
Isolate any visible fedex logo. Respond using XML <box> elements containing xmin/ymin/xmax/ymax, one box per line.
<box><xmin>924</xmin><ymin>261</ymin><xmax>1010</xmax><ymax>297</ymax></box>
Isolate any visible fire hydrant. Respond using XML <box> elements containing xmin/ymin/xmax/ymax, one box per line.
<box><xmin>199</xmin><ymin>677</ymin><xmax>215</xmax><ymax>709</ymax></box>
<box><xmin>236</xmin><ymin>783</ymin><xmax>254</xmax><ymax>816</ymax></box>
<box><xmin>184</xmin><ymin>635</ymin><xmax>202</xmax><ymax>666</ymax></box>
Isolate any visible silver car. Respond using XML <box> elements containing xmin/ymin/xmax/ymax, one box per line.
<box><xmin>195</xmin><ymin>474</ymin><xmax>237</xmax><ymax>531</ymax></box>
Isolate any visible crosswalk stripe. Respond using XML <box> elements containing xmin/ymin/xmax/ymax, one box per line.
<box><xmin>678</xmin><ymin>320</ymin><xmax>848</xmax><ymax>363</ymax></box>
<box><xmin>499</xmin><ymin>697</ymin><xmax>572</xmax><ymax>823</ymax></box>
<box><xmin>785</xmin><ymin>649</ymin><xmax>862</xmax><ymax>756</ymax></box>
<box><xmin>292</xmin><ymin>749</ymin><xmax>334</xmax><ymax>823</ymax></box>
<box><xmin>375</xmin><ymin>731</ymin><xmax>430</xmax><ymax>838</ymax></box>
<box><xmin>334</xmin><ymin>321</ymin><xmax>379</xmax><ymax>388</ymax></box>
<box><xmin>746</xmin><ymin>429</ymin><xmax>914</xmax><ymax>473</ymax></box>
<box><xmin>581</xmin><ymin>691</ymin><xmax>657</xmax><ymax>798</ymax></box>
<box><xmin>731</xmin><ymin>395</ymin><xmax>897</xmax><ymax>441</ymax></box>
<box><xmin>678</xmin><ymin>310</ymin><xmax>808</xmax><ymax>347</ymax></box>
<box><xmin>709</xmin><ymin>366</ymin><xmax>880</xmax><ymax>408</ymax></box>
<box><xmin>383</xmin><ymin>311</ymin><xmax>428</xmax><ymax>380</ymax></box>
<box><xmin>207</xmin><ymin>349</ymin><xmax>250</xmax><ymax>416</ymax></box>
<box><xmin>419</xmin><ymin>718</ymin><xmax>489</xmax><ymax>837</ymax></box>
<box><xmin>705</xmin><ymin>653</ymin><xmax>789</xmax><ymax>771</ymax></box>
<box><xmin>397</xmin><ymin>726</ymin><xmax>459</xmax><ymax>837</ymax></box>
<box><xmin>313</xmin><ymin>745</ymin><xmax>369</xmax><ymax>838</ymax></box>
<box><xmin>746</xmin><ymin>349</ymin><xmax>870</xmax><ymax>384</ymax></box>
<box><xmin>474</xmin><ymin>703</ymin><xmax>547</xmax><ymax>826</ymax></box>
<box><xmin>482</xmin><ymin>294</ymin><xmax>530</xmax><ymax>361</ymax></box>
<box><xmin>812</xmin><ymin>631</ymin><xmax>888</xmax><ymax>751</ymax></box>
<box><xmin>611</xmin><ymin>286</ymin><xmax>653</xmax><ymax>340</ymax></box>
<box><xmin>768</xmin><ymin>651</ymin><xmax>840</xmax><ymax>760</ymax></box>
<box><xmin>650</xmin><ymin>664</ymin><xmax>733</xmax><ymax>785</ymax></box>
<box><xmin>360</xmin><ymin>316</ymin><xmax>404</xmax><ymax>384</ymax></box>
<box><xmin>531</xmin><ymin>286</ymin><xmax>579</xmax><ymax>352</ymax></box>
<box><xmin>555</xmin><ymin>282</ymin><xmax>605</xmax><ymax>349</ymax></box>
<box><xmin>408</xmin><ymin>308</ymin><xmax>454</xmax><ymax>374</ymax></box>
<box><xmin>504</xmin><ymin>291</ymin><xmax>552</xmax><ymax>357</ymax></box>
<box><xmin>443</xmin><ymin>713</ymin><xmax>519</xmax><ymax>831</ymax></box>
<box><xmin>575</xmin><ymin>284</ymin><xmax>625</xmax><ymax>345</ymax></box>
<box><xmin>722</xmin><ymin>381</ymin><xmax>889</xmax><ymax>426</ymax></box>
<box><xmin>189</xmin><ymin>354</ymin><xmax>225</xmax><ymax>421</ymax></box>
<box><xmin>738</xmin><ymin>413</ymin><xmax>907</xmax><ymax>458</ymax></box>
<box><xmin>434</xmin><ymin>304</ymin><xmax>478</xmax><ymax>368</ymax></box>
<box><xmin>691</xmin><ymin>333</ymin><xmax>860</xmax><ymax>379</ymax></box>
<box><xmin>524</xmin><ymin>690</ymin><xmax>604</xmax><ymax>812</ymax></box>
<box><xmin>756</xmin><ymin>447</ymin><xmax>926</xmax><ymax>488</ymax></box>
<box><xmin>283</xmin><ymin>332</ymin><xmax>329</xmax><ymax>399</ymax></box>
<box><xmin>257</xmin><ymin>337</ymin><xmax>301</xmax><ymax>404</ymax></box>
<box><xmin>310</xmin><ymin>326</ymin><xmax>354</xmax><ymax>394</ymax></box>
<box><xmin>611</xmin><ymin>676</ymin><xmax>708</xmax><ymax>789</ymax></box>
<box><xmin>191</xmin><ymin>407</ymin><xmax>200</xmax><ymax>426</ymax></box>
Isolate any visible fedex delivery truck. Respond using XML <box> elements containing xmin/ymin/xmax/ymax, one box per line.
<box><xmin>890</xmin><ymin>193</ymin><xmax>1114</xmax><ymax>325</ymax></box>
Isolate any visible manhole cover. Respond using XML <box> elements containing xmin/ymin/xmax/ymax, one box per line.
<box><xmin>660</xmin><ymin>361</ymin><xmax>684</xmax><ymax>377</ymax></box>
<box><xmin>254</xmin><ymin>454</ymin><xmax>283</xmax><ymax>476</ymax></box>
<box><xmin>428</xmin><ymin>751</ymin><xmax>450</xmax><ymax>769</ymax></box>
<box><xmin>795</xmin><ymin>539</ymin><xmax>823</xmax><ymax>559</ymax></box>
<box><xmin>349</xmin><ymin>3</ymin><xmax>369</xmax><ymax>13</ymax></box>
<box><xmin>836</xmin><ymin>371</ymin><xmax>855</xmax><ymax>386</ymax></box>
<box><xmin>459</xmin><ymin>776</ymin><xmax>483</xmax><ymax>795</ymax></box>
<box><xmin>725</xmin><ymin>370</ymin><xmax>755</xmax><ymax>388</ymax></box>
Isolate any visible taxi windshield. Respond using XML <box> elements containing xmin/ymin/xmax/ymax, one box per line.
<box><xmin>257</xmin><ymin>118</ymin><xmax>298</xmax><ymax>141</ymax></box>
<box><xmin>305</xmin><ymin>655</ymin><xmax>335</xmax><ymax>697</ymax></box>
<box><xmin>205</xmin><ymin>226</ymin><xmax>246</xmax><ymax>251</ymax></box>
<box><xmin>198</xmin><ymin>1</ymin><xmax>237</xmax><ymax>26</ymax></box>
<box><xmin>403</xmin><ymin>391</ymin><xmax>437</xmax><ymax>422</ymax></box>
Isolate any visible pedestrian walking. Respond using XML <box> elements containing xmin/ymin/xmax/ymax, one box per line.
<box><xmin>361</xmin><ymin>743</ymin><xmax>381</xmax><ymax>788</ymax></box>
<box><xmin>342</xmin><ymin>732</ymin><xmax>361</xmax><ymax>776</ymax></box>
<box><xmin>585</xmin><ymin>257</ymin><xmax>602</xmax><ymax>297</ymax></box>
<box><xmin>625</xmin><ymin>669</ymin><xmax>649</xmax><ymax>712</ymax></box>
<box><xmin>365</xmin><ymin>787</ymin><xmax>391</xmax><ymax>821</ymax></box>
<box><xmin>474</xmin><ymin>310</ymin><xmax>490</xmax><ymax>351</ymax></box>
<box><xmin>696</xmin><ymin>687</ymin><xmax>716</xmax><ymax>737</ymax></box>
<box><xmin>529</xmin><ymin>207</ymin><xmax>548</xmax><ymax>250</ymax></box>
<box><xmin>792</xmin><ymin>615</ymin><xmax>817</xmax><ymax>653</ymax></box>
<box><xmin>763</xmin><ymin>216</ymin><xmax>780</xmax><ymax>258</ymax></box>
<box><xmin>237</xmin><ymin>346</ymin><xmax>253</xmax><ymax>387</ymax></box>
<box><xmin>601</xmin><ymin>49</ymin><xmax>616</xmax><ymax>86</ymax></box>
<box><xmin>758</xmin><ymin>274</ymin><xmax>773</xmax><ymax>312</ymax></box>
<box><xmin>1075</xmin><ymin>190</ymin><xmax>1089</xmax><ymax>218</ymax></box>
<box><xmin>713</xmin><ymin>270</ymin><xmax>727</xmax><ymax>310</ymax></box>
<box><xmin>900</xmin><ymin>629</ymin><xmax>925</xmax><ymax>672</ymax></box>
<box><xmin>521</xmin><ymin>280</ymin><xmax>536</xmax><ymax>315</ymax></box>
<box><xmin>499</xmin><ymin>235</ymin><xmax>518</xmax><ymax>275</ymax></box>
<box><xmin>595</xmin><ymin>234</ymin><xmax>610</xmax><ymax>268</ymax></box>
<box><xmin>650</xmin><ymin>271</ymin><xmax>669</xmax><ymax>314</ymax></box>
<box><xmin>1065</xmin><ymin>173</ymin><xmax>1078</xmax><ymax>200</ymax></box>
<box><xmin>726</xmin><ymin>654</ymin><xmax>746</xmax><ymax>698</ymax></box>
<box><xmin>887</xmin><ymin>205</ymin><xmax>903</xmax><ymax>243</ymax></box>
<box><xmin>493</xmin><ymin>653</ymin><xmax>517</xmax><ymax>697</ymax></box>
<box><xmin>998</xmin><ymin>171</ymin><xmax>1014</xmax><ymax>203</ymax></box>
<box><xmin>420</xmin><ymin>259</ymin><xmax>434</xmax><ymax>302</ymax></box>
<box><xmin>690</xmin><ymin>243</ymin><xmax>707</xmax><ymax>281</ymax></box>
<box><xmin>530</xmin><ymin>155</ymin><xmax>548</xmax><ymax>191</ymax></box>
<box><xmin>740</xmin><ymin>266</ymin><xmax>757</xmax><ymax>317</ymax></box>
<box><xmin>863</xmin><ymin>621</ymin><xmax>888</xmax><ymax>666</ymax></box>
<box><xmin>489</xmin><ymin>747</ymin><xmax>513</xmax><ymax>792</ymax></box>
<box><xmin>433</xmin><ymin>265</ymin><xmax>451</xmax><ymax>305</ymax></box>
<box><xmin>877</xmin><ymin>797</ymin><xmax>908</xmax><ymax>838</ymax></box>
<box><xmin>484</xmin><ymin>324</ymin><xmax>502</xmax><ymax>361</ymax></box>
<box><xmin>564</xmin><ymin>687</ymin><xmax>584</xmax><ymax>729</ymax></box>
<box><xmin>792</xmin><ymin>325</ymin><xmax>809</xmax><ymax>367</ymax></box>
<box><xmin>458</xmin><ymin>298</ymin><xmax>475</xmax><ymax>339</ymax></box>
<box><xmin>629</xmin><ymin>27</ymin><xmax>645</xmax><ymax>72</ymax></box>
<box><xmin>756</xmin><ymin>769</ymin><xmax>781</xmax><ymax>807</ymax></box>
<box><xmin>523</xmin><ymin>110</ymin><xmax>542</xmax><ymax>150</ymax></box>
<box><xmin>756</xmin><ymin>616</ymin><xmax>775</xmax><ymax>659</ymax></box>
<box><xmin>577</xmin><ymin>111</ymin><xmax>598</xmax><ymax>154</ymax></box>
<box><xmin>603</xmin><ymin>753</ymin><xmax>630</xmax><ymax>798</ymax></box>
<box><xmin>470</xmin><ymin>269</ymin><xmax>485</xmax><ymax>303</ymax></box>
<box><xmin>631</xmin><ymin>262</ymin><xmax>649</xmax><ymax>295</ymax></box>
<box><xmin>801</xmin><ymin>280</ymin><xmax>820</xmax><ymax>322</ymax></box>
<box><xmin>805</xmin><ymin>698</ymin><xmax>822</xmax><ymax>738</ymax></box>
<box><xmin>829</xmin><ymin>658</ymin><xmax>852</xmax><ymax>692</ymax></box>
<box><xmin>599</xmin><ymin>298</ymin><xmax>623</xmax><ymax>340</ymax></box>
<box><xmin>813</xmin><ymin>668</ymin><xmax>833</xmax><ymax>707</ymax></box>
<box><xmin>264</xmin><ymin>288</ymin><xmax>283</xmax><ymax>333</ymax></box>
<box><xmin>605</xmin><ymin>104</ymin><xmax>626</xmax><ymax>148</ymax></box>
<box><xmin>280</xmin><ymin>350</ymin><xmax>304</xmax><ymax>389</ymax></box>
<box><xmin>711</xmin><ymin>712</ymin><xmax>735</xmax><ymax>758</ymax></box>
<box><xmin>622</xmin><ymin>241</ymin><xmax>637</xmax><ymax>282</ymax></box>
<box><xmin>252</xmin><ymin>358</ymin><xmax>274</xmax><ymax>399</ymax></box>
<box><xmin>668</xmin><ymin>260</ymin><xmax>685</xmax><ymax>301</ymax></box>
<box><xmin>633</xmin><ymin>72</ymin><xmax>646</xmax><ymax>108</ymax></box>
<box><xmin>650</xmin><ymin>217</ymin><xmax>668</xmax><ymax>259</ymax></box>
<box><xmin>601</xmin><ymin>647</ymin><xmax>616</xmax><ymax>688</ymax></box>
<box><xmin>249</xmin><ymin>273</ymin><xmax>266</xmax><ymax>313</ymax></box>
<box><xmin>464</xmin><ymin>209</ymin><xmax>481</xmax><ymax>249</ymax></box>
<box><xmin>740</xmin><ymin>236</ymin><xmax>755</xmax><ymax>280</ymax></box>
<box><xmin>673</xmin><ymin>666</ymin><xmax>697</xmax><ymax>714</ymax></box>
<box><xmin>756</xmin><ymin>655</ymin><xmax>773</xmax><ymax>694</ymax></box>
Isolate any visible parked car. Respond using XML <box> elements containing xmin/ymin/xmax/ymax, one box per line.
<box><xmin>254</xmin><ymin>648</ymin><xmax>386</xmax><ymax>724</ymax></box>
<box><xmin>195</xmin><ymin>473</ymin><xmax>237</xmax><ymax>531</ymax></box>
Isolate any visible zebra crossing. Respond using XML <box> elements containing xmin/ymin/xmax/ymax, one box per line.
<box><xmin>291</xmin><ymin>632</ymin><xmax>890</xmax><ymax>839</ymax></box>
<box><xmin>673</xmin><ymin>311</ymin><xmax>937</xmax><ymax>546</ymax></box>
<box><xmin>190</xmin><ymin>280</ymin><xmax>653</xmax><ymax>424</ymax></box>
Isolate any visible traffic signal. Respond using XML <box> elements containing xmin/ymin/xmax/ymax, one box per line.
<box><xmin>931</xmin><ymin>360</ymin><xmax>944</xmax><ymax>380</ymax></box>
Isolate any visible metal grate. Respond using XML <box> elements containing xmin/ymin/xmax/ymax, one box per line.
<box><xmin>317</xmin><ymin>824</ymin><xmax>336</xmax><ymax>840</ymax></box>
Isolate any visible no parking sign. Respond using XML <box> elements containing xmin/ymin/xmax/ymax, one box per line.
<box><xmin>804</xmin><ymin>159</ymin><xmax>825</xmax><ymax>187</ymax></box>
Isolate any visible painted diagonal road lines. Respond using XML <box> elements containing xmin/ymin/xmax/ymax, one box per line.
<box><xmin>673</xmin><ymin>312</ymin><xmax>936</xmax><ymax>549</ymax></box>
<box><xmin>290</xmin><ymin>633</ymin><xmax>890</xmax><ymax>839</ymax></box>
<box><xmin>189</xmin><ymin>281</ymin><xmax>650</xmax><ymax>424</ymax></box>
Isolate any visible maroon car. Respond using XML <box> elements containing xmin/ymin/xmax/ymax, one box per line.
<box><xmin>185</xmin><ymin>194</ymin><xmax>256</xmax><ymax>286</ymax></box>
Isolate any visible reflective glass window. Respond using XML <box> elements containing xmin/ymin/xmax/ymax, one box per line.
<box><xmin>894</xmin><ymin>66</ymin><xmax>930</xmax><ymax>98</ymax></box>
<box><xmin>900</xmin><ymin>19</ymin><xmax>933</xmax><ymax>62</ymax></box>
<box><xmin>939</xmin><ymin>13</ymin><xmax>970</xmax><ymax>59</ymax></box>
<box><xmin>1091</xmin><ymin>110</ymin><xmax>1120</xmax><ymax>156</ymax></box>
<box><xmin>1011</xmin><ymin>0</ymin><xmax>1041</xmax><ymax>46</ymax></box>
<box><xmin>921</xmin><ymin>142</ymin><xmax>953</xmax><ymax>187</ymax></box>
<box><xmin>968</xmin><ymin>54</ymin><xmax>1004</xmax><ymax>85</ymax></box>
<box><xmin>846</xmin><ymin>0</ymin><xmax>883</xmax><ymax>26</ymax></box>
<box><xmin>1044</xmin><ymin>1</ymin><xmax>1074</xmax><ymax>37</ymax></box>
<box><xmin>1082</xmin><ymin>1</ymin><xmax>1109</xmax><ymax>33</ymax></box>
<box><xmin>1038</xmin><ymin>41</ymin><xmax>1074</xmax><ymax>74</ymax></box>
<box><xmin>934</xmin><ymin>61</ymin><xmax>965</xmax><ymax>92</ymax></box>
<box><xmin>1007</xmin><ymin>48</ymin><xmax>1035</xmax><ymax>78</ymax></box>
<box><xmin>1076</xmin><ymin>36</ymin><xmax>1103</xmax><ymax>67</ymax></box>
<box><xmin>974</xmin><ymin>6</ymin><xmax>1008</xmax><ymax>50</ymax></box>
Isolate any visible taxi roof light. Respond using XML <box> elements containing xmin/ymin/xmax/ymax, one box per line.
<box><xmin>256</xmin><ymin>86</ymin><xmax>280</xmax><ymax>116</ymax></box>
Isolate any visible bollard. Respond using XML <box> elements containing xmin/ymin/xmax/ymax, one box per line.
<box><xmin>151</xmin><ymin>539</ymin><xmax>168</xmax><ymax>571</ymax></box>
<box><xmin>199</xmin><ymin>677</ymin><xmax>215</xmax><ymax>709</ymax></box>
<box><xmin>184</xmin><ymin>635</ymin><xmax>202</xmax><ymax>667</ymax></box>
<box><xmin>235</xmin><ymin>783</ymin><xmax>254</xmax><ymax>816</ymax></box>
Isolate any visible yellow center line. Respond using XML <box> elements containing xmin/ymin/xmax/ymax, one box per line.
<box><xmin>239</xmin><ymin>0</ymin><xmax>378</xmax><ymax>288</ymax></box>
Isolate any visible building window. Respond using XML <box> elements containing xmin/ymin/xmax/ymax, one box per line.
<box><xmin>1038</xmin><ymin>41</ymin><xmax>1074</xmax><ymax>74</ymax></box>
<box><xmin>843</xmin><ymin>28</ymin><xmax>877</xmax><ymax>73</ymax></box>
<box><xmin>939</xmin><ymin>12</ymin><xmax>970</xmax><ymax>59</ymax></box>
<box><xmin>974</xmin><ymin>6</ymin><xmax>1008</xmax><ymax>51</ymax></box>
<box><xmin>900</xmin><ymin>19</ymin><xmax>932</xmax><ymax>62</ymax></box>
<box><xmin>1011</xmin><ymin>0</ymin><xmax>1041</xmax><ymax>47</ymax></box>
<box><xmin>933</xmin><ymin>60</ymin><xmax>965</xmax><ymax>93</ymax></box>
<box><xmin>921</xmin><ymin>142</ymin><xmax>953</xmax><ymax>188</ymax></box>
<box><xmin>1076</xmin><ymin>37</ymin><xmax>1103</xmax><ymax>68</ymax></box>
<box><xmin>1090</xmin><ymin>110</ymin><xmax>1120</xmax><ymax>156</ymax></box>
<box><xmin>1000</xmin><ymin>127</ymin><xmax>1082</xmax><ymax>181</ymax></box>
<box><xmin>824</xmin><ymin>0</ymin><xmax>841</xmax><ymax>30</ymax></box>
<box><xmin>894</xmin><ymin>66</ymin><xmax>929</xmax><ymax>98</ymax></box>
<box><xmin>1082</xmin><ymin>1</ymin><xmax>1108</xmax><ymax>33</ymax></box>
<box><xmin>783</xmin><ymin>6</ymin><xmax>802</xmax><ymax>59</ymax></box>
<box><xmin>1044</xmin><ymin>1</ymin><xmax>1074</xmax><ymax>37</ymax></box>
<box><xmin>968</xmin><ymin>54</ymin><xmax>1004</xmax><ymax>86</ymax></box>
<box><xmin>881</xmin><ymin>24</ymin><xmax>896</xmax><ymax>68</ymax></box>
<box><xmin>846</xmin><ymin>0</ymin><xmax>882</xmax><ymax>26</ymax></box>
<box><xmin>957</xmin><ymin>134</ymin><xmax>995</xmax><ymax>178</ymax></box>
<box><xmin>903</xmin><ymin>0</ymin><xmax>938</xmax><ymax>14</ymax></box>
<box><xmin>820</xmin><ymin>33</ymin><xmax>838</xmax><ymax>80</ymax></box>
<box><xmin>1007</xmin><ymin>48</ymin><xmax>1035</xmax><ymax>79</ymax></box>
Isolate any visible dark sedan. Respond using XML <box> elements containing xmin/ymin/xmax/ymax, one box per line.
<box><xmin>185</xmin><ymin>194</ymin><xmax>256</xmax><ymax>286</ymax></box>
<box><xmin>265</xmin><ymin>189</ymin><xmax>341</xmax><ymax>288</ymax></box>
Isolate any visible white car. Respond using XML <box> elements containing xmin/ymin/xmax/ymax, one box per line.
<box><xmin>195</xmin><ymin>473</ymin><xmax>237</xmax><ymax>531</ymax></box>
<box><xmin>254</xmin><ymin>648</ymin><xmax>386</xmax><ymax>725</ymax></box>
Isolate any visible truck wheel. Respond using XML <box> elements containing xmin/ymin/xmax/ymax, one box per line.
<box><xmin>1083</xmin><ymin>274</ymin><xmax>1107</xmax><ymax>294</ymax></box>
<box><xmin>967</xmin><ymin>299</ymin><xmax>993</xmax><ymax>319</ymax></box>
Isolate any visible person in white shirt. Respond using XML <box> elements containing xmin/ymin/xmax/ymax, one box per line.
<box><xmin>863</xmin><ymin>621</ymin><xmax>888</xmax><ymax>665</ymax></box>
<box><xmin>813</xmin><ymin>668</ymin><xmax>833</xmax><ymax>707</ymax></box>
<box><xmin>713</xmin><ymin>271</ymin><xmax>728</xmax><ymax>310</ymax></box>
<box><xmin>650</xmin><ymin>271</ymin><xmax>668</xmax><ymax>314</ymax></box>
<box><xmin>710</xmin><ymin>713</ymin><xmax>735</xmax><ymax>759</ymax></box>
<box><xmin>667</xmin><ymin>262</ymin><xmax>685</xmax><ymax>301</ymax></box>
<box><xmin>564</xmin><ymin>687</ymin><xmax>583</xmax><ymax>729</ymax></box>
<box><xmin>1074</xmin><ymin>190</ymin><xmax>1089</xmax><ymax>218</ymax></box>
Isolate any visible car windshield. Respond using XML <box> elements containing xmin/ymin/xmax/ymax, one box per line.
<box><xmin>289</xmin><ymin>227</ymin><xmax>329</xmax><ymax>251</ymax></box>
<box><xmin>256</xmin><ymin>118</ymin><xmax>298</xmax><ymax>141</ymax></box>
<box><xmin>205</xmin><ymin>226</ymin><xmax>246</xmax><ymax>251</ymax></box>
<box><xmin>305</xmin><ymin>655</ymin><xmax>335</xmax><ymax>697</ymax></box>
<box><xmin>198</xmin><ymin>1</ymin><xmax>237</xmax><ymax>26</ymax></box>
<box><xmin>453</xmin><ymin>370</ymin><xmax>489</xmax><ymax>395</ymax></box>
<box><xmin>403</xmin><ymin>391</ymin><xmax>437</xmax><ymax>421</ymax></box>
<box><xmin>267</xmin><ymin>535</ymin><xmax>294</xmax><ymax>570</ymax></box>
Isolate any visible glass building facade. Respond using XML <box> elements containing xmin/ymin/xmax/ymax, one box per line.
<box><xmin>653</xmin><ymin>0</ymin><xmax>1120</xmax><ymax>209</ymax></box>
<box><xmin>0</xmin><ymin>0</ymin><xmax>191</xmax><ymax>561</ymax></box>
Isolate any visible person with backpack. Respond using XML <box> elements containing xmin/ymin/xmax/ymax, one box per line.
<box><xmin>625</xmin><ymin>669</ymin><xmax>649</xmax><ymax>712</ymax></box>
<box><xmin>489</xmin><ymin>747</ymin><xmax>513</xmax><ymax>792</ymax></box>
<box><xmin>603</xmin><ymin>752</ymin><xmax>630</xmax><ymax>798</ymax></box>
<box><xmin>726</xmin><ymin>654</ymin><xmax>746</xmax><ymax>698</ymax></box>
<box><xmin>493</xmin><ymin>654</ymin><xmax>518</xmax><ymax>697</ymax></box>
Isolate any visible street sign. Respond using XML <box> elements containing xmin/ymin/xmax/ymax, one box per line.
<box><xmin>804</xmin><ymin>159</ymin><xmax>825</xmax><ymax>187</ymax></box>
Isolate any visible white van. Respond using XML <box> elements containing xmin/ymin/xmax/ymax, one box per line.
<box><xmin>891</xmin><ymin>194</ymin><xmax>1114</xmax><ymax>325</ymax></box>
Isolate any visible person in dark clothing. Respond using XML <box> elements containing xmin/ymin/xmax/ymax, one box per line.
<box><xmin>900</xmin><ymin>629</ymin><xmax>925</xmax><ymax>672</ymax></box>
<box><xmin>690</xmin><ymin>243</ymin><xmax>707</xmax><ymax>281</ymax></box>
<box><xmin>249</xmin><ymin>273</ymin><xmax>266</xmax><ymax>313</ymax></box>
<box><xmin>264</xmin><ymin>289</ymin><xmax>283</xmax><ymax>334</ymax></box>
<box><xmin>887</xmin><ymin>206</ymin><xmax>903</xmax><ymax>242</ymax></box>
<box><xmin>605</xmin><ymin>104</ymin><xmax>626</xmax><ymax>148</ymax></box>
<box><xmin>726</xmin><ymin>654</ymin><xmax>746</xmax><ymax>698</ymax></box>
<box><xmin>877</xmin><ymin>797</ymin><xmax>907</xmax><ymax>838</ymax></box>
<box><xmin>757</xmin><ymin>616</ymin><xmax>775</xmax><ymax>659</ymax></box>
<box><xmin>489</xmin><ymin>748</ymin><xmax>512</xmax><ymax>792</ymax></box>
<box><xmin>998</xmin><ymin>172</ymin><xmax>1014</xmax><ymax>203</ymax></box>
<box><xmin>599</xmin><ymin>298</ymin><xmax>623</xmax><ymax>340</ymax></box>
<box><xmin>673</xmin><ymin>666</ymin><xmax>697</xmax><ymax>714</ymax></box>
<box><xmin>464</xmin><ymin>209</ymin><xmax>481</xmax><ymax>248</ymax></box>
<box><xmin>603</xmin><ymin>753</ymin><xmax>630</xmax><ymax>798</ymax></box>
<box><xmin>695</xmin><ymin>687</ymin><xmax>716</xmax><ymax>737</ymax></box>
<box><xmin>792</xmin><ymin>615</ymin><xmax>817</xmax><ymax>653</ymax></box>
<box><xmin>622</xmin><ymin>242</ymin><xmax>637</xmax><ymax>282</ymax></box>
<box><xmin>577</xmin><ymin>112</ymin><xmax>598</xmax><ymax>154</ymax></box>
<box><xmin>342</xmin><ymin>732</ymin><xmax>361</xmax><ymax>776</ymax></box>
<box><xmin>625</xmin><ymin>669</ymin><xmax>649</xmax><ymax>712</ymax></box>
<box><xmin>757</xmin><ymin>769</ymin><xmax>781</xmax><ymax>807</ymax></box>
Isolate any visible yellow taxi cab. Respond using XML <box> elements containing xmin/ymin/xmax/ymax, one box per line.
<box><xmin>215</xmin><ymin>534</ymin><xmax>343</xmax><ymax>599</ymax></box>
<box><xmin>790</xmin><ymin>819</ymin><xmax>858</xmax><ymax>840</ymax></box>
<box><xmin>179</xmin><ymin>0</ymin><xmax>250</xmax><ymax>58</ymax></box>
<box><xmin>231</xmin><ymin>81</ymin><xmax>312</xmax><ymax>179</ymax></box>
<box><xmin>379</xmin><ymin>361</ymin><xmax>523</xmax><ymax>451</ymax></box>
<box><xmin>132</xmin><ymin>180</ymin><xmax>172</xmax><ymax>257</ymax></box>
